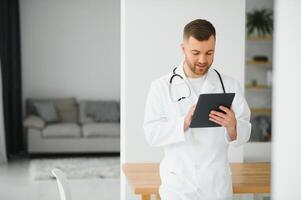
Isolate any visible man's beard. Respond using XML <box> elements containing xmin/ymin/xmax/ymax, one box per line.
<box><xmin>186</xmin><ymin>59</ymin><xmax>212</xmax><ymax>76</ymax></box>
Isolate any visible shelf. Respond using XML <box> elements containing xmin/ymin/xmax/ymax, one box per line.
<box><xmin>246</xmin><ymin>36</ymin><xmax>273</xmax><ymax>41</ymax></box>
<box><xmin>246</xmin><ymin>60</ymin><xmax>272</xmax><ymax>65</ymax></box>
<box><xmin>246</xmin><ymin>85</ymin><xmax>271</xmax><ymax>89</ymax></box>
<box><xmin>246</xmin><ymin>61</ymin><xmax>272</xmax><ymax>69</ymax></box>
<box><xmin>251</xmin><ymin>108</ymin><xmax>272</xmax><ymax>114</ymax></box>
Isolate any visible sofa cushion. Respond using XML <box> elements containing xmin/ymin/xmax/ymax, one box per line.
<box><xmin>23</xmin><ymin>115</ymin><xmax>45</xmax><ymax>129</ymax></box>
<box><xmin>42</xmin><ymin>123</ymin><xmax>81</xmax><ymax>138</ymax></box>
<box><xmin>33</xmin><ymin>102</ymin><xmax>59</xmax><ymax>123</ymax></box>
<box><xmin>82</xmin><ymin>123</ymin><xmax>120</xmax><ymax>138</ymax></box>
<box><xmin>85</xmin><ymin>101</ymin><xmax>120</xmax><ymax>122</ymax></box>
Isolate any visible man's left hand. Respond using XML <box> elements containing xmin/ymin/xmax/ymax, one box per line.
<box><xmin>209</xmin><ymin>106</ymin><xmax>237</xmax><ymax>140</ymax></box>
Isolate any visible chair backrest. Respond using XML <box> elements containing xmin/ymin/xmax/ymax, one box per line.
<box><xmin>52</xmin><ymin>168</ymin><xmax>72</xmax><ymax>200</ymax></box>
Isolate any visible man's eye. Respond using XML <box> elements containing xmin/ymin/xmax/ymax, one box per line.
<box><xmin>192</xmin><ymin>52</ymin><xmax>199</xmax><ymax>55</ymax></box>
<box><xmin>207</xmin><ymin>53</ymin><xmax>213</xmax><ymax>55</ymax></box>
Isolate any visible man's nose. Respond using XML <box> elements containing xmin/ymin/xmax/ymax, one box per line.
<box><xmin>198</xmin><ymin>54</ymin><xmax>207</xmax><ymax>64</ymax></box>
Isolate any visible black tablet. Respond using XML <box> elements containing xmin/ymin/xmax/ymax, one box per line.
<box><xmin>189</xmin><ymin>93</ymin><xmax>235</xmax><ymax>128</ymax></box>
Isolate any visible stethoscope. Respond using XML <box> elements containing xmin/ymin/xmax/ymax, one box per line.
<box><xmin>169</xmin><ymin>67</ymin><xmax>226</xmax><ymax>102</ymax></box>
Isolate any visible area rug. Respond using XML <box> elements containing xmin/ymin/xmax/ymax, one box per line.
<box><xmin>29</xmin><ymin>157</ymin><xmax>120</xmax><ymax>180</ymax></box>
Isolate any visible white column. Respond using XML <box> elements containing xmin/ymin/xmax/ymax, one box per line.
<box><xmin>272</xmin><ymin>0</ymin><xmax>301</xmax><ymax>199</ymax></box>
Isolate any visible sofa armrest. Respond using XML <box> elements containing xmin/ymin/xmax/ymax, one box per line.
<box><xmin>23</xmin><ymin>115</ymin><xmax>45</xmax><ymax>130</ymax></box>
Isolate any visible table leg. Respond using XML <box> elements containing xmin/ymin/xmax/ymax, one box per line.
<box><xmin>141</xmin><ymin>194</ymin><xmax>151</xmax><ymax>200</ymax></box>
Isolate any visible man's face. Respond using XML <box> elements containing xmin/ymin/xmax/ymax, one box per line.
<box><xmin>181</xmin><ymin>35</ymin><xmax>215</xmax><ymax>77</ymax></box>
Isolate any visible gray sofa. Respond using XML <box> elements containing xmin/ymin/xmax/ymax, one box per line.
<box><xmin>23</xmin><ymin>98</ymin><xmax>120</xmax><ymax>154</ymax></box>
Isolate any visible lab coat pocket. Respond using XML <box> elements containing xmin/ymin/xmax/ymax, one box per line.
<box><xmin>195</xmin><ymin>164</ymin><xmax>232</xmax><ymax>198</ymax></box>
<box><xmin>166</xmin><ymin>170</ymin><xmax>202</xmax><ymax>200</ymax></box>
<box><xmin>160</xmin><ymin>160</ymin><xmax>184</xmax><ymax>190</ymax></box>
<box><xmin>214</xmin><ymin>167</ymin><xmax>233</xmax><ymax>198</ymax></box>
<box><xmin>166</xmin><ymin>171</ymin><xmax>183</xmax><ymax>190</ymax></box>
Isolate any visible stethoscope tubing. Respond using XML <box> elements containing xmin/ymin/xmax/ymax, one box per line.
<box><xmin>169</xmin><ymin>67</ymin><xmax>226</xmax><ymax>102</ymax></box>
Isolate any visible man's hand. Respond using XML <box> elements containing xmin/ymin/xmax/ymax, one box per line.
<box><xmin>209</xmin><ymin>106</ymin><xmax>237</xmax><ymax>140</ymax></box>
<box><xmin>184</xmin><ymin>104</ymin><xmax>196</xmax><ymax>132</ymax></box>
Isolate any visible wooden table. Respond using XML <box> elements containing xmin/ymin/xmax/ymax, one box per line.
<box><xmin>123</xmin><ymin>163</ymin><xmax>271</xmax><ymax>200</ymax></box>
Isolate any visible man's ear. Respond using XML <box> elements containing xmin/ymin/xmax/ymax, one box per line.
<box><xmin>180</xmin><ymin>43</ymin><xmax>185</xmax><ymax>54</ymax></box>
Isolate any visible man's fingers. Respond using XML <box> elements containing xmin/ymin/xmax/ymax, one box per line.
<box><xmin>209</xmin><ymin>114</ymin><xmax>225</xmax><ymax>123</ymax></box>
<box><xmin>190</xmin><ymin>104</ymin><xmax>196</xmax><ymax>114</ymax></box>
<box><xmin>210</xmin><ymin>110</ymin><xmax>227</xmax><ymax>119</ymax></box>
<box><xmin>209</xmin><ymin>117</ymin><xmax>225</xmax><ymax>127</ymax></box>
<box><xmin>188</xmin><ymin>105</ymin><xmax>196</xmax><ymax>118</ymax></box>
<box><xmin>191</xmin><ymin>106</ymin><xmax>196</xmax><ymax>112</ymax></box>
<box><xmin>219</xmin><ymin>106</ymin><xmax>231</xmax><ymax>114</ymax></box>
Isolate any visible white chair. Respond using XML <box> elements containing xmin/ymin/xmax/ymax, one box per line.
<box><xmin>52</xmin><ymin>168</ymin><xmax>72</xmax><ymax>200</ymax></box>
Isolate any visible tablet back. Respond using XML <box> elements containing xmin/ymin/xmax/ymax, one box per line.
<box><xmin>190</xmin><ymin>93</ymin><xmax>235</xmax><ymax>128</ymax></box>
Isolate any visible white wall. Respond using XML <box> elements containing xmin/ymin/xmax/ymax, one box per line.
<box><xmin>122</xmin><ymin>0</ymin><xmax>246</xmax><ymax>163</ymax></box>
<box><xmin>272</xmin><ymin>0</ymin><xmax>301</xmax><ymax>199</ymax></box>
<box><xmin>20</xmin><ymin>0</ymin><xmax>120</xmax><ymax>102</ymax></box>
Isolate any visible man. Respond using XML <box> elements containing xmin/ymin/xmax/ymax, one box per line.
<box><xmin>143</xmin><ymin>19</ymin><xmax>251</xmax><ymax>200</ymax></box>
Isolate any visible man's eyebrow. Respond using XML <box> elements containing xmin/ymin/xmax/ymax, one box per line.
<box><xmin>191</xmin><ymin>49</ymin><xmax>214</xmax><ymax>52</ymax></box>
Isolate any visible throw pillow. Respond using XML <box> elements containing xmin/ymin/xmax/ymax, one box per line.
<box><xmin>85</xmin><ymin>101</ymin><xmax>120</xmax><ymax>122</ymax></box>
<box><xmin>55</xmin><ymin>98</ymin><xmax>78</xmax><ymax>123</ymax></box>
<box><xmin>33</xmin><ymin>102</ymin><xmax>59</xmax><ymax>123</ymax></box>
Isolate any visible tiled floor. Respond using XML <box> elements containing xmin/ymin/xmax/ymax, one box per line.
<box><xmin>0</xmin><ymin>157</ymin><xmax>119</xmax><ymax>200</ymax></box>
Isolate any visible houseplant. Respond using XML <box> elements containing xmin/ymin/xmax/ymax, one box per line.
<box><xmin>247</xmin><ymin>9</ymin><xmax>273</xmax><ymax>37</ymax></box>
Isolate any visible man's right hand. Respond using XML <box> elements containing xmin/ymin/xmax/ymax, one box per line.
<box><xmin>184</xmin><ymin>104</ymin><xmax>196</xmax><ymax>132</ymax></box>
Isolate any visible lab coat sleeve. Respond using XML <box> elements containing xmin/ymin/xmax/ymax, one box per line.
<box><xmin>143</xmin><ymin>81</ymin><xmax>186</xmax><ymax>147</ymax></box>
<box><xmin>224</xmin><ymin>80</ymin><xmax>252</xmax><ymax>147</ymax></box>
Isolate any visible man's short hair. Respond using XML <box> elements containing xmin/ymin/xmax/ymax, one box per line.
<box><xmin>183</xmin><ymin>19</ymin><xmax>216</xmax><ymax>41</ymax></box>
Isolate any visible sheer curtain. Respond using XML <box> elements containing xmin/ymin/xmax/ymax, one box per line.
<box><xmin>0</xmin><ymin>62</ymin><xmax>7</xmax><ymax>164</ymax></box>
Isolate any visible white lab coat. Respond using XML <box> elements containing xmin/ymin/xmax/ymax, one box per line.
<box><xmin>143</xmin><ymin>64</ymin><xmax>251</xmax><ymax>200</ymax></box>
